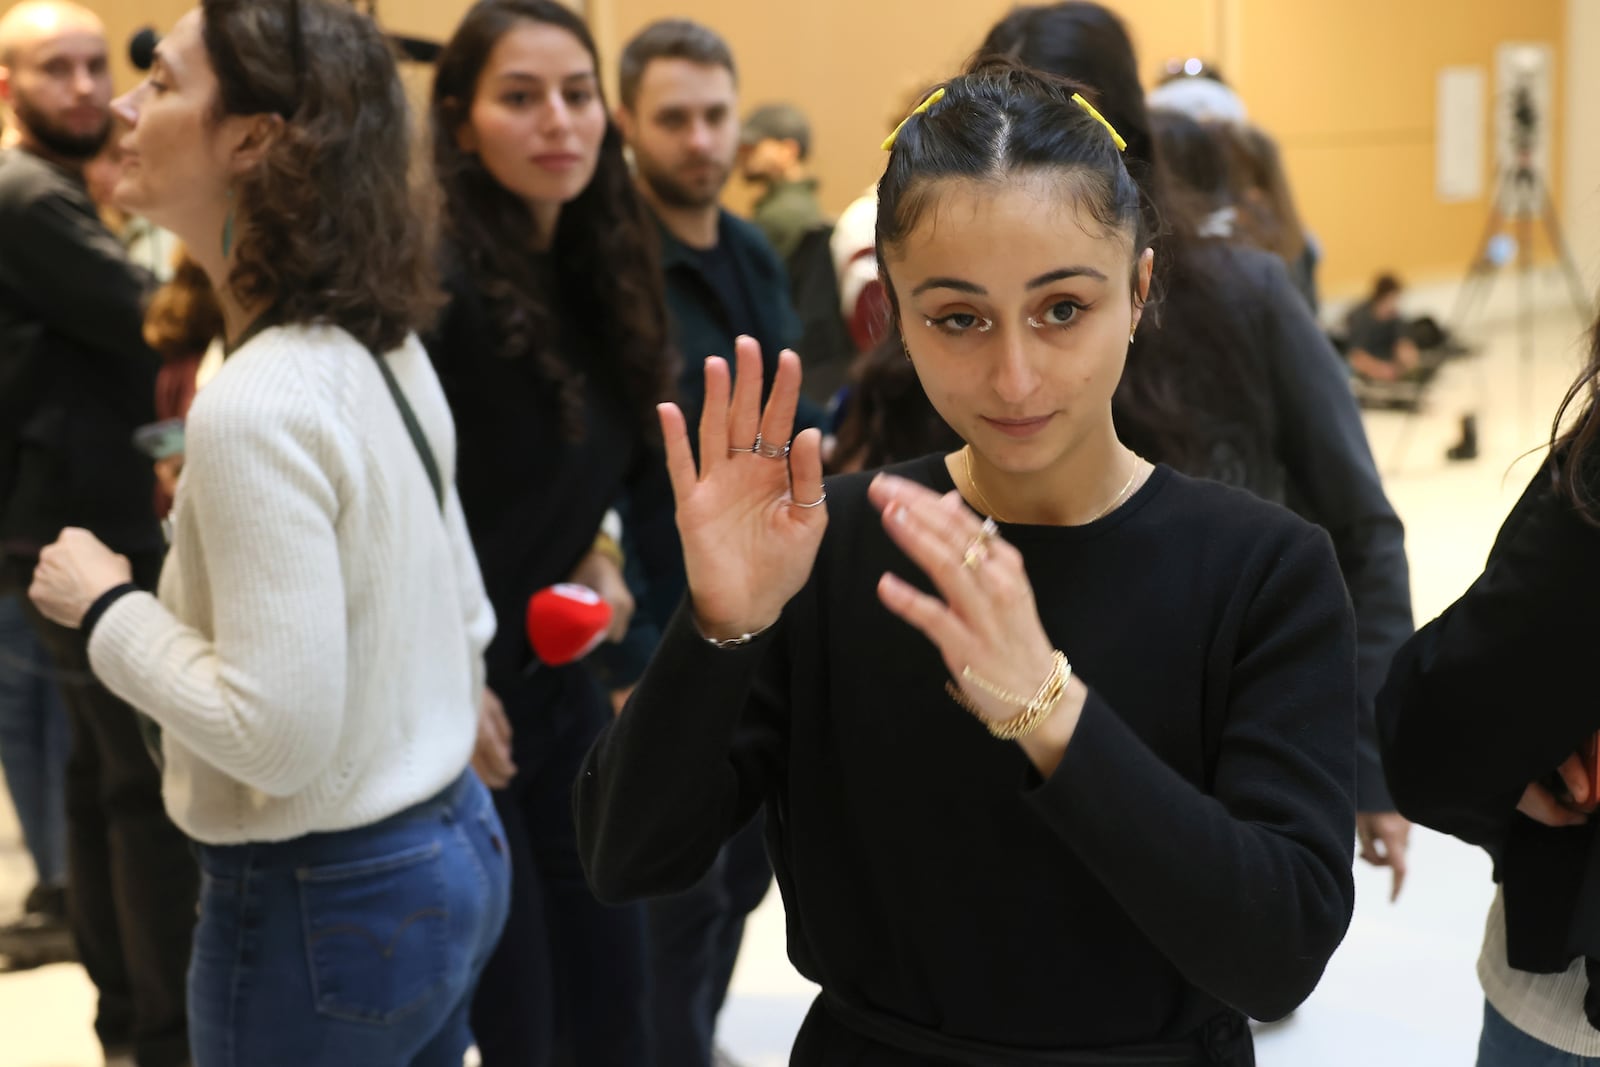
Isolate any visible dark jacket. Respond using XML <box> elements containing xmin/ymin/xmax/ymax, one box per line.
<box><xmin>1171</xmin><ymin>243</ymin><xmax>1413</xmax><ymax>812</ymax></box>
<box><xmin>0</xmin><ymin>148</ymin><xmax>161</xmax><ymax>558</ymax></box>
<box><xmin>1379</xmin><ymin>456</ymin><xmax>1600</xmax><ymax>974</ymax></box>
<box><xmin>655</xmin><ymin>208</ymin><xmax>811</xmax><ymax>429</ymax></box>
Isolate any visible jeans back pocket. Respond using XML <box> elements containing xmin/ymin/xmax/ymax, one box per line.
<box><xmin>296</xmin><ymin>839</ymin><xmax>451</xmax><ymax>1025</ymax></box>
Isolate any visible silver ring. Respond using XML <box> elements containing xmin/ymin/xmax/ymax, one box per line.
<box><xmin>789</xmin><ymin>487</ymin><xmax>827</xmax><ymax>509</ymax></box>
<box><xmin>727</xmin><ymin>442</ymin><xmax>759</xmax><ymax>455</ymax></box>
<box><xmin>754</xmin><ymin>433</ymin><xmax>790</xmax><ymax>459</ymax></box>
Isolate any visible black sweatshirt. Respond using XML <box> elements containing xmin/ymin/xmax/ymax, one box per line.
<box><xmin>0</xmin><ymin>148</ymin><xmax>161</xmax><ymax>557</ymax></box>
<box><xmin>1194</xmin><ymin>244</ymin><xmax>1413</xmax><ymax>814</ymax></box>
<box><xmin>577</xmin><ymin>455</ymin><xmax>1357</xmax><ymax>1057</ymax></box>
<box><xmin>1378</xmin><ymin>457</ymin><xmax>1600</xmax><ymax>973</ymax></box>
<box><xmin>424</xmin><ymin>267</ymin><xmax>675</xmax><ymax>696</ymax></box>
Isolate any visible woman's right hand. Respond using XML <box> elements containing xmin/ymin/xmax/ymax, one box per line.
<box><xmin>659</xmin><ymin>337</ymin><xmax>827</xmax><ymax>641</ymax></box>
<box><xmin>471</xmin><ymin>687</ymin><xmax>517</xmax><ymax>790</ymax></box>
<box><xmin>1518</xmin><ymin>753</ymin><xmax>1593</xmax><ymax>828</ymax></box>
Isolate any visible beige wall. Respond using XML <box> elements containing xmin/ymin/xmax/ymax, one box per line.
<box><xmin>11</xmin><ymin>0</ymin><xmax>1575</xmax><ymax>295</ymax></box>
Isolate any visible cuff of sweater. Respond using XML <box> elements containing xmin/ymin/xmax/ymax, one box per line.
<box><xmin>81</xmin><ymin>583</ymin><xmax>138</xmax><ymax>648</ymax></box>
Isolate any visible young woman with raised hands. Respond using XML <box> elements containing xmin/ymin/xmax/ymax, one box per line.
<box><xmin>577</xmin><ymin>63</ymin><xmax>1358</xmax><ymax>1067</ymax></box>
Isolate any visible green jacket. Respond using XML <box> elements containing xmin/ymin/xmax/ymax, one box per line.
<box><xmin>751</xmin><ymin>178</ymin><xmax>824</xmax><ymax>261</ymax></box>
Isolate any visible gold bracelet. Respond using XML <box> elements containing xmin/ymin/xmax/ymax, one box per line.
<box><xmin>590</xmin><ymin>531</ymin><xmax>625</xmax><ymax>571</ymax></box>
<box><xmin>946</xmin><ymin>651</ymin><xmax>1072</xmax><ymax>740</ymax></box>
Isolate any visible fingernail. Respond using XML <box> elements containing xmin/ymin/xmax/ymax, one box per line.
<box><xmin>890</xmin><ymin>504</ymin><xmax>908</xmax><ymax>524</ymax></box>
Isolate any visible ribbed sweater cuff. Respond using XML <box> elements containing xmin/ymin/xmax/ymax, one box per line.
<box><xmin>81</xmin><ymin>583</ymin><xmax>138</xmax><ymax>648</ymax></box>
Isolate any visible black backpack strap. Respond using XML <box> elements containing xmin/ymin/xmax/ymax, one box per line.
<box><xmin>372</xmin><ymin>353</ymin><xmax>443</xmax><ymax>512</ymax></box>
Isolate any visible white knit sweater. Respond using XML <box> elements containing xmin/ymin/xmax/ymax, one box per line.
<box><xmin>1480</xmin><ymin>887</ymin><xmax>1600</xmax><ymax>1055</ymax></box>
<box><xmin>88</xmin><ymin>325</ymin><xmax>495</xmax><ymax>845</ymax></box>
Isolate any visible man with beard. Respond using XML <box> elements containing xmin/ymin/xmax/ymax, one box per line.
<box><xmin>617</xmin><ymin>19</ymin><xmax>809</xmax><ymax>434</ymax></box>
<box><xmin>0</xmin><ymin>5</ymin><xmax>195</xmax><ymax>1065</ymax></box>
<box><xmin>613</xmin><ymin>21</ymin><xmax>804</xmax><ymax>1067</ymax></box>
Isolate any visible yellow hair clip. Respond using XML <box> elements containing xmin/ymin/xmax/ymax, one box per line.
<box><xmin>1071</xmin><ymin>92</ymin><xmax>1127</xmax><ymax>152</ymax></box>
<box><xmin>881</xmin><ymin>87</ymin><xmax>946</xmax><ymax>152</ymax></box>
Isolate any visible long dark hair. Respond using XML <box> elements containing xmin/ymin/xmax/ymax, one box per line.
<box><xmin>431</xmin><ymin>0</ymin><xmax>673</xmax><ymax>441</ymax></box>
<box><xmin>1551</xmin><ymin>313</ymin><xmax>1600</xmax><ymax>523</ymax></box>
<box><xmin>201</xmin><ymin>0</ymin><xmax>439</xmax><ymax>355</ymax></box>
<box><xmin>980</xmin><ymin>2</ymin><xmax>1274</xmax><ymax>485</ymax></box>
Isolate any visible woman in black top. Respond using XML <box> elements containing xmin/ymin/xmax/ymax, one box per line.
<box><xmin>1378</xmin><ymin>312</ymin><xmax>1600</xmax><ymax>1064</ymax></box>
<box><xmin>426</xmin><ymin>1</ymin><xmax>674</xmax><ymax>1062</ymax></box>
<box><xmin>577</xmin><ymin>63</ymin><xmax>1357</xmax><ymax>1066</ymax></box>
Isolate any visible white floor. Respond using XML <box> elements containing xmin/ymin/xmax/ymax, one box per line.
<box><xmin>1</xmin><ymin>283</ymin><xmax>1594</xmax><ymax>1066</ymax></box>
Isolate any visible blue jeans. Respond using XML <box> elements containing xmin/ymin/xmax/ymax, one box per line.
<box><xmin>0</xmin><ymin>593</ymin><xmax>69</xmax><ymax>887</ymax></box>
<box><xmin>1478</xmin><ymin>1000</ymin><xmax>1600</xmax><ymax>1067</ymax></box>
<box><xmin>189</xmin><ymin>771</ymin><xmax>510</xmax><ymax>1067</ymax></box>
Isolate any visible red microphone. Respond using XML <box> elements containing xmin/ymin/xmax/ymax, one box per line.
<box><xmin>526</xmin><ymin>584</ymin><xmax>613</xmax><ymax>667</ymax></box>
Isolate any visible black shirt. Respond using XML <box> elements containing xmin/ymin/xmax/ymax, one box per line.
<box><xmin>0</xmin><ymin>148</ymin><xmax>160</xmax><ymax>557</ymax></box>
<box><xmin>1379</xmin><ymin>456</ymin><xmax>1600</xmax><ymax>973</ymax></box>
<box><xmin>1346</xmin><ymin>300</ymin><xmax>1404</xmax><ymax>361</ymax></box>
<box><xmin>578</xmin><ymin>455</ymin><xmax>1358</xmax><ymax>1059</ymax></box>
<box><xmin>424</xmin><ymin>265</ymin><xmax>674</xmax><ymax>695</ymax></box>
<box><xmin>689</xmin><ymin>242</ymin><xmax>762</xmax><ymax>340</ymax></box>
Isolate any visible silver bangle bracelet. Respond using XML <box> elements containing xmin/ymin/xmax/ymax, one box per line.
<box><xmin>694</xmin><ymin>615</ymin><xmax>778</xmax><ymax>649</ymax></box>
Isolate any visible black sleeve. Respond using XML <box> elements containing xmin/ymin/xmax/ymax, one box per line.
<box><xmin>0</xmin><ymin>183</ymin><xmax>154</xmax><ymax>373</ymax></box>
<box><xmin>1025</xmin><ymin>525</ymin><xmax>1357</xmax><ymax>1022</ymax></box>
<box><xmin>1378</xmin><ymin>465</ymin><xmax>1600</xmax><ymax>852</ymax></box>
<box><xmin>576</xmin><ymin>603</ymin><xmax>790</xmax><ymax>902</ymax></box>
<box><xmin>1254</xmin><ymin>258</ymin><xmax>1413</xmax><ymax>812</ymax></box>
<box><xmin>597</xmin><ymin>445</ymin><xmax>681</xmax><ymax>688</ymax></box>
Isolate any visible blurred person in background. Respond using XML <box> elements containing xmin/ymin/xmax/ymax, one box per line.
<box><xmin>740</xmin><ymin>101</ymin><xmax>853</xmax><ymax>407</ymax></box>
<box><xmin>739</xmin><ymin>102</ymin><xmax>822</xmax><ymax>261</ymax></box>
<box><xmin>140</xmin><ymin>251</ymin><xmax>224</xmax><ymax>515</ymax></box>
<box><xmin>428</xmin><ymin>0</ymin><xmax>680</xmax><ymax>1061</ymax></box>
<box><xmin>1346</xmin><ymin>273</ymin><xmax>1424</xmax><ymax>384</ymax></box>
<box><xmin>0</xmin><ymin>3</ymin><xmax>193</xmax><ymax>1062</ymax></box>
<box><xmin>1221</xmin><ymin>122</ymin><xmax>1320</xmax><ymax>314</ymax></box>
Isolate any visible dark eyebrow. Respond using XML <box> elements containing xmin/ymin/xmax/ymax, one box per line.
<box><xmin>911</xmin><ymin>266</ymin><xmax>1109</xmax><ymax>298</ymax></box>
<box><xmin>911</xmin><ymin>277</ymin><xmax>985</xmax><ymax>297</ymax></box>
<box><xmin>1027</xmin><ymin>266</ymin><xmax>1108</xmax><ymax>288</ymax></box>
<box><xmin>494</xmin><ymin>70</ymin><xmax>596</xmax><ymax>84</ymax></box>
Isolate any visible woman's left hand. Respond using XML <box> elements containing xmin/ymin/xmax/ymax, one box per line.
<box><xmin>567</xmin><ymin>547</ymin><xmax>636</xmax><ymax>644</ymax></box>
<box><xmin>868</xmin><ymin>474</ymin><xmax>1081</xmax><ymax>751</ymax></box>
<box><xmin>29</xmin><ymin>528</ymin><xmax>132</xmax><ymax>629</ymax></box>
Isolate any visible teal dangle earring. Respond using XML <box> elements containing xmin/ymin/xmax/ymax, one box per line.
<box><xmin>221</xmin><ymin>187</ymin><xmax>236</xmax><ymax>259</ymax></box>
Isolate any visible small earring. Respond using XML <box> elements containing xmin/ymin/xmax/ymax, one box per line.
<box><xmin>901</xmin><ymin>337</ymin><xmax>913</xmax><ymax>362</ymax></box>
<box><xmin>1129</xmin><ymin>328</ymin><xmax>1137</xmax><ymax>345</ymax></box>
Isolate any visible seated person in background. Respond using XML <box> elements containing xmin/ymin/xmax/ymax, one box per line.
<box><xmin>740</xmin><ymin>102</ymin><xmax>823</xmax><ymax>260</ymax></box>
<box><xmin>1347</xmin><ymin>274</ymin><xmax>1422</xmax><ymax>383</ymax></box>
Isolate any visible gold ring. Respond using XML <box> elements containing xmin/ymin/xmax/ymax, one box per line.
<box><xmin>960</xmin><ymin>518</ymin><xmax>999</xmax><ymax>569</ymax></box>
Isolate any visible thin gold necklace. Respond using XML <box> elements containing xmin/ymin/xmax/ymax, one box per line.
<box><xmin>962</xmin><ymin>446</ymin><xmax>1143</xmax><ymax>525</ymax></box>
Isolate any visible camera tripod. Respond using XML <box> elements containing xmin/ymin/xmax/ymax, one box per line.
<box><xmin>1388</xmin><ymin>138</ymin><xmax>1593</xmax><ymax>471</ymax></box>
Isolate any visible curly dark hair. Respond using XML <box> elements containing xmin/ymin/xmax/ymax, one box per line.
<box><xmin>199</xmin><ymin>0</ymin><xmax>439</xmax><ymax>356</ymax></box>
<box><xmin>430</xmin><ymin>0</ymin><xmax>674</xmax><ymax>442</ymax></box>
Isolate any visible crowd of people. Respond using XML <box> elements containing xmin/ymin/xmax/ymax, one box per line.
<box><xmin>0</xmin><ymin>0</ymin><xmax>1597</xmax><ymax>1066</ymax></box>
